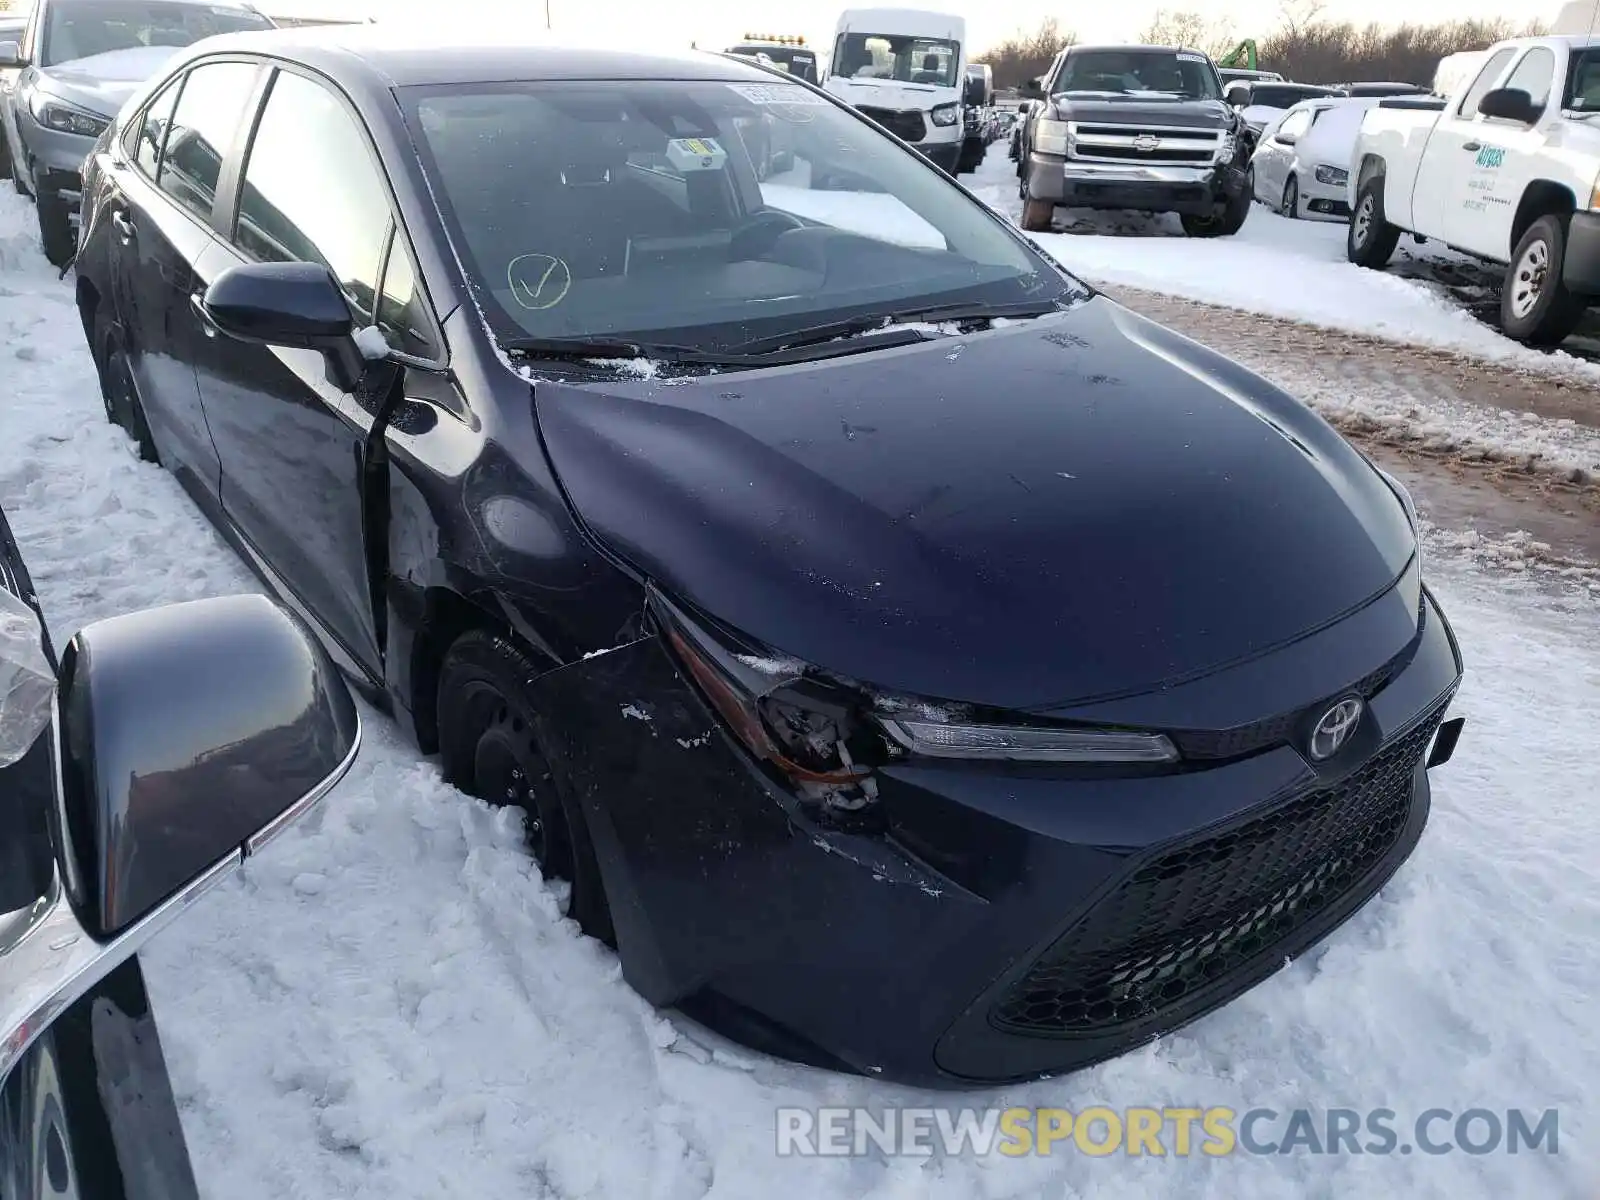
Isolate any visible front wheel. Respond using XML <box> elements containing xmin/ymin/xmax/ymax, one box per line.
<box><xmin>36</xmin><ymin>188</ymin><xmax>73</xmax><ymax>267</ymax></box>
<box><xmin>1347</xmin><ymin>177</ymin><xmax>1401</xmax><ymax>269</ymax></box>
<box><xmin>1501</xmin><ymin>214</ymin><xmax>1587</xmax><ymax>347</ymax></box>
<box><xmin>1020</xmin><ymin>195</ymin><xmax>1054</xmax><ymax>232</ymax></box>
<box><xmin>437</xmin><ymin>629</ymin><xmax>615</xmax><ymax>945</ymax></box>
<box><xmin>97</xmin><ymin>320</ymin><xmax>160</xmax><ymax>463</ymax></box>
<box><xmin>1280</xmin><ymin>175</ymin><xmax>1299</xmax><ymax>219</ymax></box>
<box><xmin>1181</xmin><ymin>185</ymin><xmax>1251</xmax><ymax>238</ymax></box>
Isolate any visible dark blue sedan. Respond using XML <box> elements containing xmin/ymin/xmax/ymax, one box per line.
<box><xmin>71</xmin><ymin>26</ymin><xmax>1465</xmax><ymax>1088</ymax></box>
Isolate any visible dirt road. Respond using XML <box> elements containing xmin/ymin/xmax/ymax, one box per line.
<box><xmin>1105</xmin><ymin>285</ymin><xmax>1600</xmax><ymax>578</ymax></box>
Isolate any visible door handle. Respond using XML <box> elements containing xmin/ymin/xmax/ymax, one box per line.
<box><xmin>189</xmin><ymin>292</ymin><xmax>218</xmax><ymax>338</ymax></box>
<box><xmin>110</xmin><ymin>210</ymin><xmax>135</xmax><ymax>241</ymax></box>
<box><xmin>1462</xmin><ymin>141</ymin><xmax>1482</xmax><ymax>152</ymax></box>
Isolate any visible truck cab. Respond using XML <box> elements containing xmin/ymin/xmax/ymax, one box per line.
<box><xmin>823</xmin><ymin>7</ymin><xmax>966</xmax><ymax>174</ymax></box>
<box><xmin>1349</xmin><ymin>35</ymin><xmax>1600</xmax><ymax>344</ymax></box>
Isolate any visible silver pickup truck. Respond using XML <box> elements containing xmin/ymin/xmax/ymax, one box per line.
<box><xmin>0</xmin><ymin>0</ymin><xmax>272</xmax><ymax>265</ymax></box>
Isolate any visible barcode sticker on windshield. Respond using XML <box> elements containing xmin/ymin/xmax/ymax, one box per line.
<box><xmin>1176</xmin><ymin>51</ymin><xmax>1207</xmax><ymax>62</ymax></box>
<box><xmin>727</xmin><ymin>82</ymin><xmax>829</xmax><ymax>105</ymax></box>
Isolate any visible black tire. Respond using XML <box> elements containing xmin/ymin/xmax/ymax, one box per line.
<box><xmin>1244</xmin><ymin>165</ymin><xmax>1255</xmax><ymax>203</ymax></box>
<box><xmin>97</xmin><ymin>319</ymin><xmax>160</xmax><ymax>463</ymax></box>
<box><xmin>1180</xmin><ymin>184</ymin><xmax>1251</xmax><ymax>238</ymax></box>
<box><xmin>1020</xmin><ymin>195</ymin><xmax>1054</xmax><ymax>232</ymax></box>
<box><xmin>36</xmin><ymin>188</ymin><xmax>74</xmax><ymax>268</ymax></box>
<box><xmin>6</xmin><ymin>131</ymin><xmax>25</xmax><ymax>195</ymax></box>
<box><xmin>0</xmin><ymin>128</ymin><xmax>10</xmax><ymax>183</ymax></box>
<box><xmin>1347</xmin><ymin>176</ymin><xmax>1401</xmax><ymax>269</ymax></box>
<box><xmin>1501</xmin><ymin>213</ymin><xmax>1587</xmax><ymax>347</ymax></box>
<box><xmin>437</xmin><ymin>629</ymin><xmax>614</xmax><ymax>945</ymax></box>
<box><xmin>1280</xmin><ymin>174</ymin><xmax>1299</xmax><ymax>219</ymax></box>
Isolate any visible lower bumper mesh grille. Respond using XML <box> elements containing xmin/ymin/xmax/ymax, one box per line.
<box><xmin>992</xmin><ymin>704</ymin><xmax>1447</xmax><ymax>1036</ymax></box>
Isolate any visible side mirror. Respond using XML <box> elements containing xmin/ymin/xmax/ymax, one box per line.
<box><xmin>1020</xmin><ymin>76</ymin><xmax>1043</xmax><ymax>98</ymax></box>
<box><xmin>56</xmin><ymin>593</ymin><xmax>360</xmax><ymax>939</ymax></box>
<box><xmin>1275</xmin><ymin>130</ymin><xmax>1298</xmax><ymax>145</ymax></box>
<box><xmin>199</xmin><ymin>260</ymin><xmax>367</xmax><ymax>390</ymax></box>
<box><xmin>0</xmin><ymin>41</ymin><xmax>24</xmax><ymax>69</ymax></box>
<box><xmin>1477</xmin><ymin>86</ymin><xmax>1538</xmax><ymax>124</ymax></box>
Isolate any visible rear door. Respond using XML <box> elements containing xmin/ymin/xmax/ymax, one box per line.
<box><xmin>1410</xmin><ymin>46</ymin><xmax>1517</xmax><ymax>244</ymax></box>
<box><xmin>192</xmin><ymin>64</ymin><xmax>432</xmax><ymax>682</ymax></box>
<box><xmin>102</xmin><ymin>58</ymin><xmax>264</xmax><ymax>498</ymax></box>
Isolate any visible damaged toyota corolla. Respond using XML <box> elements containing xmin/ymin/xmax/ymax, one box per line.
<box><xmin>73</xmin><ymin>29</ymin><xmax>1466</xmax><ymax>1087</ymax></box>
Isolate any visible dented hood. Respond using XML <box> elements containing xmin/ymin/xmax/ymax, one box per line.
<box><xmin>533</xmin><ymin>297</ymin><xmax>1416</xmax><ymax>711</ymax></box>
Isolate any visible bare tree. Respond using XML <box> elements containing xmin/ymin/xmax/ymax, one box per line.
<box><xmin>1260</xmin><ymin>17</ymin><xmax>1550</xmax><ymax>85</ymax></box>
<box><xmin>1139</xmin><ymin>10</ymin><xmax>1236</xmax><ymax>59</ymax></box>
<box><xmin>975</xmin><ymin>17</ymin><xmax>1077</xmax><ymax>90</ymax></box>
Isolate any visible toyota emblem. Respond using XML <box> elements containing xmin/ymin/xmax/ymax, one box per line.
<box><xmin>1308</xmin><ymin>697</ymin><xmax>1363</xmax><ymax>761</ymax></box>
<box><xmin>1133</xmin><ymin>134</ymin><xmax>1160</xmax><ymax>152</ymax></box>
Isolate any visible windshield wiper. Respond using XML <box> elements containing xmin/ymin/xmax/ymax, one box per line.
<box><xmin>732</xmin><ymin>300</ymin><xmax>1067</xmax><ymax>356</ymax></box>
<box><xmin>500</xmin><ymin>335</ymin><xmax>734</xmax><ymax>364</ymax></box>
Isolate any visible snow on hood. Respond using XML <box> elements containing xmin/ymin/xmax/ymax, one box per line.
<box><xmin>1241</xmin><ymin>103</ymin><xmax>1285</xmax><ymax>129</ymax></box>
<box><xmin>532</xmin><ymin>298</ymin><xmax>1417</xmax><ymax>710</ymax></box>
<box><xmin>41</xmin><ymin>45</ymin><xmax>182</xmax><ymax>117</ymax></box>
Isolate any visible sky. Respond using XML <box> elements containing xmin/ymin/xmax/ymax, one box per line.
<box><xmin>266</xmin><ymin>0</ymin><xmax>1557</xmax><ymax>58</ymax></box>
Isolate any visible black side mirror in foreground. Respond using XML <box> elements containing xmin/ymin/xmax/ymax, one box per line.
<box><xmin>196</xmin><ymin>260</ymin><xmax>377</xmax><ymax>391</ymax></box>
<box><xmin>1476</xmin><ymin>86</ymin><xmax>1539</xmax><ymax>125</ymax></box>
<box><xmin>0</xmin><ymin>594</ymin><xmax>360</xmax><ymax>1081</ymax></box>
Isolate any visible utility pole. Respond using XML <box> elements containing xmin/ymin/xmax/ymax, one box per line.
<box><xmin>544</xmin><ymin>0</ymin><xmax>551</xmax><ymax>28</ymax></box>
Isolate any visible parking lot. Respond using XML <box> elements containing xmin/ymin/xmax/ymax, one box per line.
<box><xmin>1</xmin><ymin>120</ymin><xmax>1597</xmax><ymax>1197</ymax></box>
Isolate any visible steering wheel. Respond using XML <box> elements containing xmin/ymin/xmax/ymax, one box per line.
<box><xmin>728</xmin><ymin>209</ymin><xmax>808</xmax><ymax>261</ymax></box>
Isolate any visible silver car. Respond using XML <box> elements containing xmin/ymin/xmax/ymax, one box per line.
<box><xmin>0</xmin><ymin>0</ymin><xmax>271</xmax><ymax>265</ymax></box>
<box><xmin>1248</xmin><ymin>96</ymin><xmax>1377</xmax><ymax>221</ymax></box>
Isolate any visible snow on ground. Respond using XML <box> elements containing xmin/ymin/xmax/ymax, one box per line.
<box><xmin>970</xmin><ymin>145</ymin><xmax>1600</xmax><ymax>377</ymax></box>
<box><xmin>1</xmin><ymin>186</ymin><xmax>1597</xmax><ymax>1199</ymax></box>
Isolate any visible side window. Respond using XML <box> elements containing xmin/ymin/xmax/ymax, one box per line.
<box><xmin>128</xmin><ymin>75</ymin><xmax>182</xmax><ymax>179</ymax></box>
<box><xmin>157</xmin><ymin>60</ymin><xmax>259</xmax><ymax>226</ymax></box>
<box><xmin>1502</xmin><ymin>48</ymin><xmax>1556</xmax><ymax>113</ymax></box>
<box><xmin>1458</xmin><ymin>48</ymin><xmax>1517</xmax><ymax>119</ymax></box>
<box><xmin>1276</xmin><ymin>109</ymin><xmax>1313</xmax><ymax>140</ymax></box>
<box><xmin>375</xmin><ymin>242</ymin><xmax>433</xmax><ymax>358</ymax></box>
<box><xmin>235</xmin><ymin>69</ymin><xmax>389</xmax><ymax>324</ymax></box>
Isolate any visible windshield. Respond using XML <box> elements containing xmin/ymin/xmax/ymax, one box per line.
<box><xmin>41</xmin><ymin>0</ymin><xmax>270</xmax><ymax>67</ymax></box>
<box><xmin>403</xmin><ymin>78</ymin><xmax>1077</xmax><ymax>357</ymax></box>
<box><xmin>831</xmin><ymin>34</ymin><xmax>961</xmax><ymax>87</ymax></box>
<box><xmin>1052</xmin><ymin>49</ymin><xmax>1222</xmax><ymax>100</ymax></box>
<box><xmin>728</xmin><ymin>45</ymin><xmax>819</xmax><ymax>84</ymax></box>
<box><xmin>1249</xmin><ymin>84</ymin><xmax>1336</xmax><ymax>109</ymax></box>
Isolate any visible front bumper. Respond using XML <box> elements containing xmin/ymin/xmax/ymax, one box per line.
<box><xmin>533</xmin><ymin>575</ymin><xmax>1464</xmax><ymax>1088</ymax></box>
<box><xmin>917</xmin><ymin>140</ymin><xmax>961</xmax><ymax>172</ymax></box>
<box><xmin>1298</xmin><ymin>174</ymin><xmax>1353</xmax><ymax>222</ymax></box>
<box><xmin>1026</xmin><ymin>151</ymin><xmax>1246</xmax><ymax>215</ymax></box>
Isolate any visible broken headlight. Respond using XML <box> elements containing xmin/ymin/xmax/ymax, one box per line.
<box><xmin>651</xmin><ymin>591</ymin><xmax>1181</xmax><ymax>825</ymax></box>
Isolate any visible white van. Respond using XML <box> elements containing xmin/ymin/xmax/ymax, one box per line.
<box><xmin>823</xmin><ymin>7</ymin><xmax>967</xmax><ymax>173</ymax></box>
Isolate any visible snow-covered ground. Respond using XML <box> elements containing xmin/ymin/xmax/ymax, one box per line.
<box><xmin>2</xmin><ymin>184</ymin><xmax>1598</xmax><ymax>1198</ymax></box>
<box><xmin>971</xmin><ymin>147</ymin><xmax>1600</xmax><ymax>376</ymax></box>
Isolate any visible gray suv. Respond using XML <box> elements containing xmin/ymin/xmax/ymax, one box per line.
<box><xmin>0</xmin><ymin>0</ymin><xmax>271</xmax><ymax>265</ymax></box>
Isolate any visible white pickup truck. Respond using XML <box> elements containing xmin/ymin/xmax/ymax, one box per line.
<box><xmin>1348</xmin><ymin>35</ymin><xmax>1600</xmax><ymax>345</ymax></box>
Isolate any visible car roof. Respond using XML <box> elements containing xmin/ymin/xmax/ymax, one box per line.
<box><xmin>187</xmin><ymin>27</ymin><xmax>780</xmax><ymax>88</ymax></box>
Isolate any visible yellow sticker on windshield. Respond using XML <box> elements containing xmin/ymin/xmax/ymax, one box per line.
<box><xmin>666</xmin><ymin>137</ymin><xmax>729</xmax><ymax>172</ymax></box>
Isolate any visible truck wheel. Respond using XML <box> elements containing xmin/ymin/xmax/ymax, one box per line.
<box><xmin>1181</xmin><ymin>184</ymin><xmax>1251</xmax><ymax>237</ymax></box>
<box><xmin>1020</xmin><ymin>195</ymin><xmax>1054</xmax><ymax>233</ymax></box>
<box><xmin>36</xmin><ymin>189</ymin><xmax>74</xmax><ymax>268</ymax></box>
<box><xmin>1280</xmin><ymin>175</ymin><xmax>1299</xmax><ymax>219</ymax></box>
<box><xmin>1502</xmin><ymin>214</ymin><xmax>1587</xmax><ymax>347</ymax></box>
<box><xmin>1347</xmin><ymin>178</ymin><xmax>1400</xmax><ymax>269</ymax></box>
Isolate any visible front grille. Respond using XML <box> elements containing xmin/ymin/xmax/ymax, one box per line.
<box><xmin>1067</xmin><ymin>122</ymin><xmax>1222</xmax><ymax>166</ymax></box>
<box><xmin>857</xmin><ymin>106</ymin><xmax>927</xmax><ymax>143</ymax></box>
<box><xmin>992</xmin><ymin>702</ymin><xmax>1447</xmax><ymax>1036</ymax></box>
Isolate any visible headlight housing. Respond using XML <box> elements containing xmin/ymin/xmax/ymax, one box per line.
<box><xmin>1033</xmin><ymin>117</ymin><xmax>1069</xmax><ymax>156</ymax></box>
<box><xmin>29</xmin><ymin>93</ymin><xmax>111</xmax><ymax>138</ymax></box>
<box><xmin>651</xmin><ymin>591</ymin><xmax>1180</xmax><ymax>827</ymax></box>
<box><xmin>930</xmin><ymin>102</ymin><xmax>959</xmax><ymax>127</ymax></box>
<box><xmin>1314</xmin><ymin>164</ymin><xmax>1349</xmax><ymax>187</ymax></box>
